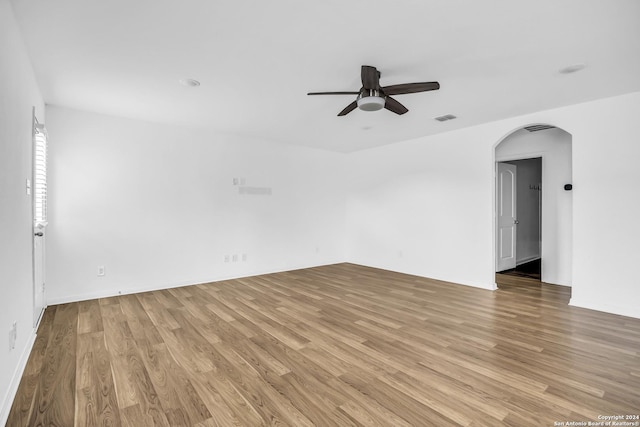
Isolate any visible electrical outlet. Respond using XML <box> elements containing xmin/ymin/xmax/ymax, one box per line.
<box><xmin>224</xmin><ymin>255</ymin><xmax>230</xmax><ymax>262</ymax></box>
<box><xmin>232</xmin><ymin>254</ymin><xmax>238</xmax><ymax>262</ymax></box>
<box><xmin>97</xmin><ymin>265</ymin><xmax>105</xmax><ymax>276</ymax></box>
<box><xmin>242</xmin><ymin>253</ymin><xmax>247</xmax><ymax>262</ymax></box>
<box><xmin>9</xmin><ymin>321</ymin><xmax>17</xmax><ymax>350</ymax></box>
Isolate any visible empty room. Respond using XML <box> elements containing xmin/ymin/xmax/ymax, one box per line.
<box><xmin>2</xmin><ymin>0</ymin><xmax>640</xmax><ymax>425</ymax></box>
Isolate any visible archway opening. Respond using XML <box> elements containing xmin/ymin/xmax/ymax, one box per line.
<box><xmin>494</xmin><ymin>124</ymin><xmax>573</xmax><ymax>287</ymax></box>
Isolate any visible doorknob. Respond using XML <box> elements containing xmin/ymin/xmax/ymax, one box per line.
<box><xmin>34</xmin><ymin>232</ymin><xmax>43</xmax><ymax>237</ymax></box>
<box><xmin>514</xmin><ymin>220</ymin><xmax>519</xmax><ymax>225</ymax></box>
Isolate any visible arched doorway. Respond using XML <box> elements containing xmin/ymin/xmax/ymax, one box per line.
<box><xmin>494</xmin><ymin>124</ymin><xmax>573</xmax><ymax>287</ymax></box>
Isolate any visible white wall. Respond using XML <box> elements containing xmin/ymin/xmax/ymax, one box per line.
<box><xmin>45</xmin><ymin>106</ymin><xmax>346</xmax><ymax>303</ymax></box>
<box><xmin>565</xmin><ymin>93</ymin><xmax>640</xmax><ymax>318</ymax></box>
<box><xmin>497</xmin><ymin>129</ymin><xmax>572</xmax><ymax>285</ymax></box>
<box><xmin>345</xmin><ymin>125</ymin><xmax>496</xmax><ymax>290</ymax></box>
<box><xmin>0</xmin><ymin>0</ymin><xmax>45</xmax><ymax>423</ymax></box>
<box><xmin>346</xmin><ymin>91</ymin><xmax>640</xmax><ymax>318</ymax></box>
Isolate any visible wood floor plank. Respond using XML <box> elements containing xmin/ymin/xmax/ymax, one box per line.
<box><xmin>189</xmin><ymin>368</ymin><xmax>265</xmax><ymax>426</ymax></box>
<box><xmin>339</xmin><ymin>370</ymin><xmax>460</xmax><ymax>426</ymax></box>
<box><xmin>136</xmin><ymin>340</ymin><xmax>211</xmax><ymax>426</ymax></box>
<box><xmin>77</xmin><ymin>300</ymin><xmax>104</xmax><ymax>335</ymax></box>
<box><xmin>5</xmin><ymin>307</ymin><xmax>57</xmax><ymax>426</ymax></box>
<box><xmin>75</xmin><ymin>331</ymin><xmax>121</xmax><ymax>427</ymax></box>
<box><xmin>28</xmin><ymin>303</ymin><xmax>78</xmax><ymax>426</ymax></box>
<box><xmin>7</xmin><ymin>263</ymin><xmax>640</xmax><ymax>426</ymax></box>
<box><xmin>101</xmin><ymin>303</ymin><xmax>170</xmax><ymax>426</ymax></box>
<box><xmin>207</xmin><ymin>338</ymin><xmax>315</xmax><ymax>426</ymax></box>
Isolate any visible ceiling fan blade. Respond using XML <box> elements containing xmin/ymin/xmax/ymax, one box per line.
<box><xmin>384</xmin><ymin>97</ymin><xmax>409</xmax><ymax>115</ymax></box>
<box><xmin>361</xmin><ymin>65</ymin><xmax>380</xmax><ymax>90</ymax></box>
<box><xmin>338</xmin><ymin>101</ymin><xmax>358</xmax><ymax>116</ymax></box>
<box><xmin>382</xmin><ymin>82</ymin><xmax>440</xmax><ymax>95</ymax></box>
<box><xmin>307</xmin><ymin>91</ymin><xmax>360</xmax><ymax>95</ymax></box>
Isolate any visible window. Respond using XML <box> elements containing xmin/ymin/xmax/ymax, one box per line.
<box><xmin>34</xmin><ymin>123</ymin><xmax>48</xmax><ymax>225</ymax></box>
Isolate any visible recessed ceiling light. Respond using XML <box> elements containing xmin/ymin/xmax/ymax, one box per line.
<box><xmin>179</xmin><ymin>78</ymin><xmax>201</xmax><ymax>87</ymax></box>
<box><xmin>559</xmin><ymin>64</ymin><xmax>586</xmax><ymax>74</ymax></box>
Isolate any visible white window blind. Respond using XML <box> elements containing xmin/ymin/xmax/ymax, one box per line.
<box><xmin>34</xmin><ymin>123</ymin><xmax>48</xmax><ymax>225</ymax></box>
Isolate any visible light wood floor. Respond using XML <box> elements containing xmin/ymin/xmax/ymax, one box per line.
<box><xmin>7</xmin><ymin>263</ymin><xmax>640</xmax><ymax>426</ymax></box>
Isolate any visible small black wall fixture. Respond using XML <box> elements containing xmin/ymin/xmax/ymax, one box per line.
<box><xmin>564</xmin><ymin>184</ymin><xmax>573</xmax><ymax>191</ymax></box>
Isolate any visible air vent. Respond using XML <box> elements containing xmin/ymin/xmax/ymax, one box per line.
<box><xmin>434</xmin><ymin>114</ymin><xmax>457</xmax><ymax>122</ymax></box>
<box><xmin>524</xmin><ymin>124</ymin><xmax>556</xmax><ymax>132</ymax></box>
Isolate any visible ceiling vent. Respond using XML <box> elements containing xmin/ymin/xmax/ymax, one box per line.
<box><xmin>524</xmin><ymin>124</ymin><xmax>556</xmax><ymax>132</ymax></box>
<box><xmin>434</xmin><ymin>114</ymin><xmax>457</xmax><ymax>122</ymax></box>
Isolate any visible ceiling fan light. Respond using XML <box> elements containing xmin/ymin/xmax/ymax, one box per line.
<box><xmin>357</xmin><ymin>96</ymin><xmax>385</xmax><ymax>111</ymax></box>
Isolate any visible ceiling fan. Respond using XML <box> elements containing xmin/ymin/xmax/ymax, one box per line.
<box><xmin>307</xmin><ymin>65</ymin><xmax>440</xmax><ymax>116</ymax></box>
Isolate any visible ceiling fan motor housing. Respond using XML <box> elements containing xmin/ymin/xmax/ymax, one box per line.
<box><xmin>357</xmin><ymin>89</ymin><xmax>385</xmax><ymax>111</ymax></box>
<box><xmin>307</xmin><ymin>65</ymin><xmax>439</xmax><ymax>115</ymax></box>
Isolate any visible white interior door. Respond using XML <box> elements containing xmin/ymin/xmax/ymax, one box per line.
<box><xmin>32</xmin><ymin>114</ymin><xmax>47</xmax><ymax>327</ymax></box>
<box><xmin>497</xmin><ymin>162</ymin><xmax>517</xmax><ymax>272</ymax></box>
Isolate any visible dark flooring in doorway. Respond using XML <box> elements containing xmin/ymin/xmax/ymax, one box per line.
<box><xmin>499</xmin><ymin>258</ymin><xmax>541</xmax><ymax>280</ymax></box>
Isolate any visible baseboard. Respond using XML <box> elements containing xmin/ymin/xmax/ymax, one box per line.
<box><xmin>516</xmin><ymin>255</ymin><xmax>540</xmax><ymax>266</ymax></box>
<box><xmin>346</xmin><ymin>261</ymin><xmax>497</xmax><ymax>291</ymax></box>
<box><xmin>0</xmin><ymin>329</ymin><xmax>37</xmax><ymax>426</ymax></box>
<box><xmin>542</xmin><ymin>279</ymin><xmax>572</xmax><ymax>287</ymax></box>
<box><xmin>46</xmin><ymin>260</ymin><xmax>347</xmax><ymax>306</ymax></box>
<box><xmin>569</xmin><ymin>298</ymin><xmax>640</xmax><ymax>320</ymax></box>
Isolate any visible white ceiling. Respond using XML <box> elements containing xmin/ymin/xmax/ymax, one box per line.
<box><xmin>9</xmin><ymin>0</ymin><xmax>640</xmax><ymax>152</ymax></box>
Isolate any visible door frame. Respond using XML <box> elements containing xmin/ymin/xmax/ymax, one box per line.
<box><xmin>494</xmin><ymin>150</ymin><xmax>547</xmax><ymax>283</ymax></box>
<box><xmin>31</xmin><ymin>107</ymin><xmax>46</xmax><ymax>328</ymax></box>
